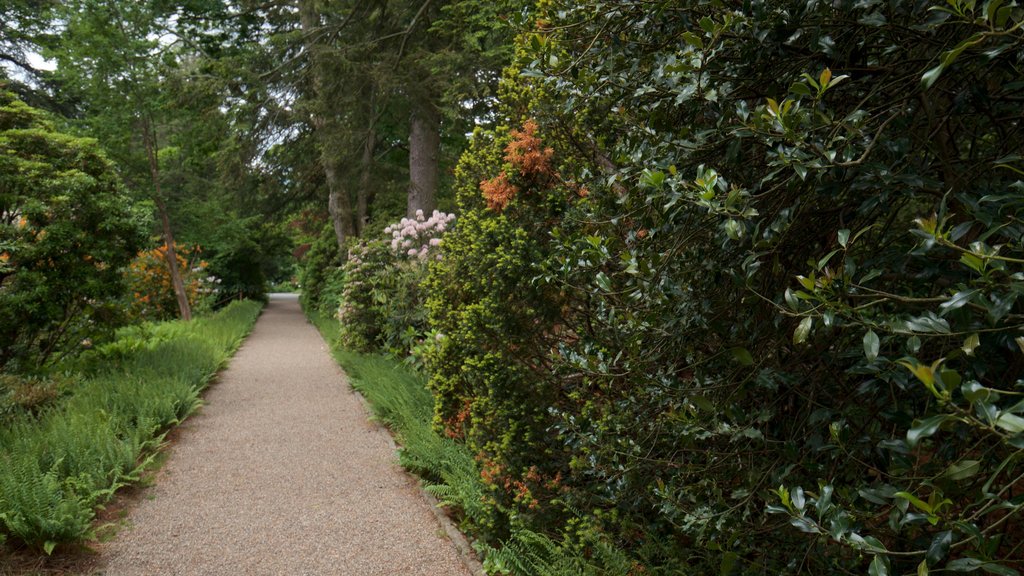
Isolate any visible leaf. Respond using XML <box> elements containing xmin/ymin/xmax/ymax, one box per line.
<box><xmin>869</xmin><ymin>554</ymin><xmax>890</xmax><ymax>576</ymax></box>
<box><xmin>838</xmin><ymin>228</ymin><xmax>851</xmax><ymax>248</ymax></box>
<box><xmin>682</xmin><ymin>31</ymin><xmax>704</xmax><ymax>49</ymax></box>
<box><xmin>995</xmin><ymin>412</ymin><xmax>1024</xmax><ymax>434</ymax></box>
<box><xmin>980</xmin><ymin>563</ymin><xmax>1020</xmax><ymax>576</ymax></box>
<box><xmin>796</xmin><ymin>275</ymin><xmax>815</xmax><ymax>290</ymax></box>
<box><xmin>43</xmin><ymin>541</ymin><xmax>57</xmax><ymax>555</ymax></box>
<box><xmin>943</xmin><ymin>460</ymin><xmax>981</xmax><ymax>481</ymax></box>
<box><xmin>784</xmin><ymin>288</ymin><xmax>800</xmax><ymax>309</ymax></box>
<box><xmin>789</xmin><ymin>81</ymin><xmax>812</xmax><ymax>96</ymax></box>
<box><xmin>819</xmin><ymin>67</ymin><xmax>832</xmax><ymax>88</ymax></box>
<box><xmin>961</xmin><ymin>380</ymin><xmax>993</xmax><ymax>403</ymax></box>
<box><xmin>793</xmin><ymin>317</ymin><xmax>812</xmax><ymax>345</ymax></box>
<box><xmin>595</xmin><ymin>272</ymin><xmax>612</xmax><ymax>292</ymax></box>
<box><xmin>817</xmin><ymin>249</ymin><xmax>840</xmax><ymax>271</ymax></box>
<box><xmin>947</xmin><ymin>558</ymin><xmax>1020</xmax><ymax>575</ymax></box>
<box><xmin>922</xmin><ymin>64</ymin><xmax>944</xmax><ymax>88</ymax></box>
<box><xmin>926</xmin><ymin>531</ymin><xmax>951</xmax><ymax>565</ymax></box>
<box><xmin>898</xmin><ymin>360</ymin><xmax>936</xmax><ymax>390</ymax></box>
<box><xmin>731</xmin><ymin>347</ymin><xmax>754</xmax><ymax>366</ymax></box>
<box><xmin>859</xmin><ymin>11</ymin><xmax>888</xmax><ymax>25</ymax></box>
<box><xmin>986</xmin><ymin>0</ymin><xmax>1005</xmax><ymax>23</ymax></box>
<box><xmin>792</xmin><ymin>486</ymin><xmax>805</xmax><ymax>512</ymax></box>
<box><xmin>904</xmin><ymin>315</ymin><xmax>951</xmax><ymax>334</ymax></box>
<box><xmin>939</xmin><ymin>289</ymin><xmax>978</xmax><ymax>315</ymax></box>
<box><xmin>894</xmin><ymin>491</ymin><xmax>932</xmax><ymax>514</ymax></box>
<box><xmin>720</xmin><ymin>551</ymin><xmax>739</xmax><ymax>576</ymax></box>
<box><xmin>962</xmin><ymin>333</ymin><xmax>980</xmax><ymax>356</ymax></box>
<box><xmin>641</xmin><ymin>169</ymin><xmax>666</xmax><ymax>188</ymax></box>
<box><xmin>907</xmin><ymin>414</ymin><xmax>953</xmax><ymax>447</ymax></box>
<box><xmin>863</xmin><ymin>330</ymin><xmax>880</xmax><ymax>362</ymax></box>
<box><xmin>961</xmin><ymin>253</ymin><xmax>986</xmax><ymax>273</ymax></box>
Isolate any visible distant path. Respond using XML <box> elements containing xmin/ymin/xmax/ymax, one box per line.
<box><xmin>94</xmin><ymin>294</ymin><xmax>472</xmax><ymax>576</ymax></box>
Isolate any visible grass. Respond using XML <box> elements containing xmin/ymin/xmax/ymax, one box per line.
<box><xmin>0</xmin><ymin>300</ymin><xmax>263</xmax><ymax>553</ymax></box>
<box><xmin>306</xmin><ymin>310</ymin><xmax>490</xmax><ymax>526</ymax></box>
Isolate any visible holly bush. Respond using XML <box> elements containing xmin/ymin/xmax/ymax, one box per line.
<box><xmin>0</xmin><ymin>91</ymin><xmax>143</xmax><ymax>372</ymax></box>
<box><xmin>427</xmin><ymin>0</ymin><xmax>1024</xmax><ymax>574</ymax></box>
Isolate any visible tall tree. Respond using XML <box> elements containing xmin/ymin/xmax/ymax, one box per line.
<box><xmin>297</xmin><ymin>0</ymin><xmax>357</xmax><ymax>252</ymax></box>
<box><xmin>50</xmin><ymin>0</ymin><xmax>199</xmax><ymax>319</ymax></box>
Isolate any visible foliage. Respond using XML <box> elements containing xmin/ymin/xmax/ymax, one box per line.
<box><xmin>426</xmin><ymin>0</ymin><xmax>1024</xmax><ymax>573</ymax></box>
<box><xmin>425</xmin><ymin>123</ymin><xmax>571</xmax><ymax>539</ymax></box>
<box><xmin>336</xmin><ymin>210</ymin><xmax>455</xmax><ymax>359</ymax></box>
<box><xmin>299</xmin><ymin>224</ymin><xmax>344</xmax><ymax>315</ymax></box>
<box><xmin>336</xmin><ymin>239</ymin><xmax>391</xmax><ymax>352</ymax></box>
<box><xmin>0</xmin><ymin>91</ymin><xmax>144</xmax><ymax>372</ymax></box>
<box><xmin>123</xmin><ymin>243</ymin><xmax>220</xmax><ymax>321</ymax></box>
<box><xmin>0</xmin><ymin>300</ymin><xmax>261</xmax><ymax>551</ymax></box>
<box><xmin>0</xmin><ymin>374</ymin><xmax>76</xmax><ymax>421</ymax></box>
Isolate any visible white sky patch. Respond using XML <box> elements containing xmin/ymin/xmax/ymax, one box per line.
<box><xmin>25</xmin><ymin>51</ymin><xmax>56</xmax><ymax>72</ymax></box>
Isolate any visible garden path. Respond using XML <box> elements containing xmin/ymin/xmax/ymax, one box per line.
<box><xmin>92</xmin><ymin>294</ymin><xmax>472</xmax><ymax>576</ymax></box>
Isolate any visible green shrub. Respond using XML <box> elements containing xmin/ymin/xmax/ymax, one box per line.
<box><xmin>298</xmin><ymin>224</ymin><xmax>343</xmax><ymax>314</ymax></box>
<box><xmin>0</xmin><ymin>91</ymin><xmax>145</xmax><ymax>372</ymax></box>
<box><xmin>336</xmin><ymin>211</ymin><xmax>455</xmax><ymax>360</ymax></box>
<box><xmin>0</xmin><ymin>374</ymin><xmax>75</xmax><ymax>420</ymax></box>
<box><xmin>336</xmin><ymin>240</ymin><xmax>391</xmax><ymax>351</ymax></box>
<box><xmin>427</xmin><ymin>1</ymin><xmax>1024</xmax><ymax>573</ymax></box>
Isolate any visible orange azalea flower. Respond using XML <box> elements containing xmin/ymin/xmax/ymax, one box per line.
<box><xmin>505</xmin><ymin>120</ymin><xmax>554</xmax><ymax>176</ymax></box>
<box><xmin>480</xmin><ymin>172</ymin><xmax>519</xmax><ymax>211</ymax></box>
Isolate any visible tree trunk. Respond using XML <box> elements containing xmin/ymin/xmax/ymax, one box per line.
<box><xmin>299</xmin><ymin>0</ymin><xmax>356</xmax><ymax>253</ymax></box>
<box><xmin>142</xmin><ymin>118</ymin><xmax>192</xmax><ymax>321</ymax></box>
<box><xmin>356</xmin><ymin>86</ymin><xmax>377</xmax><ymax>235</ymax></box>
<box><xmin>407</xmin><ymin>99</ymin><xmax>439</xmax><ymax>217</ymax></box>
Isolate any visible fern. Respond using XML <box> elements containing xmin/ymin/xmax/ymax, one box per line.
<box><xmin>0</xmin><ymin>300</ymin><xmax>262</xmax><ymax>550</ymax></box>
<box><xmin>0</xmin><ymin>458</ymin><xmax>94</xmax><ymax>548</ymax></box>
<box><xmin>480</xmin><ymin>528</ymin><xmax>635</xmax><ymax>576</ymax></box>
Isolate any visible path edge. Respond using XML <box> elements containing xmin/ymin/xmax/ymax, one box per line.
<box><xmin>311</xmin><ymin>326</ymin><xmax>487</xmax><ymax>576</ymax></box>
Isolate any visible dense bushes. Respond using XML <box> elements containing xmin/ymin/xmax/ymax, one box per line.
<box><xmin>123</xmin><ymin>243</ymin><xmax>220</xmax><ymax>321</ymax></box>
<box><xmin>0</xmin><ymin>300</ymin><xmax>262</xmax><ymax>551</ymax></box>
<box><xmin>338</xmin><ymin>210</ymin><xmax>454</xmax><ymax>358</ymax></box>
<box><xmin>422</xmin><ymin>0</ymin><xmax>1024</xmax><ymax>574</ymax></box>
<box><xmin>0</xmin><ymin>91</ymin><xmax>144</xmax><ymax>372</ymax></box>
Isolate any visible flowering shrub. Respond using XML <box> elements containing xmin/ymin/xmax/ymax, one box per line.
<box><xmin>123</xmin><ymin>244</ymin><xmax>220</xmax><ymax>321</ymax></box>
<box><xmin>384</xmin><ymin>209</ymin><xmax>455</xmax><ymax>261</ymax></box>
<box><xmin>336</xmin><ymin>240</ymin><xmax>391</xmax><ymax>351</ymax></box>
<box><xmin>479</xmin><ymin>120</ymin><xmax>557</xmax><ymax>212</ymax></box>
<box><xmin>337</xmin><ymin>211</ymin><xmax>455</xmax><ymax>360</ymax></box>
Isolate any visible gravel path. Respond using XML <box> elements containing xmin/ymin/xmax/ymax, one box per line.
<box><xmin>93</xmin><ymin>294</ymin><xmax>473</xmax><ymax>576</ymax></box>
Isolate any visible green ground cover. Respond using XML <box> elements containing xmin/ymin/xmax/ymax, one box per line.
<box><xmin>0</xmin><ymin>300</ymin><xmax>262</xmax><ymax>553</ymax></box>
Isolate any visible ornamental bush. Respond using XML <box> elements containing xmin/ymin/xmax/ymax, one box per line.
<box><xmin>338</xmin><ymin>210</ymin><xmax>456</xmax><ymax>359</ymax></box>
<box><xmin>0</xmin><ymin>91</ymin><xmax>143</xmax><ymax>372</ymax></box>
<box><xmin>427</xmin><ymin>1</ymin><xmax>1024</xmax><ymax>574</ymax></box>
<box><xmin>122</xmin><ymin>243</ymin><xmax>219</xmax><ymax>321</ymax></box>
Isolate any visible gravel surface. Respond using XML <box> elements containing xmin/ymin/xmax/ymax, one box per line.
<box><xmin>93</xmin><ymin>294</ymin><xmax>473</xmax><ymax>576</ymax></box>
